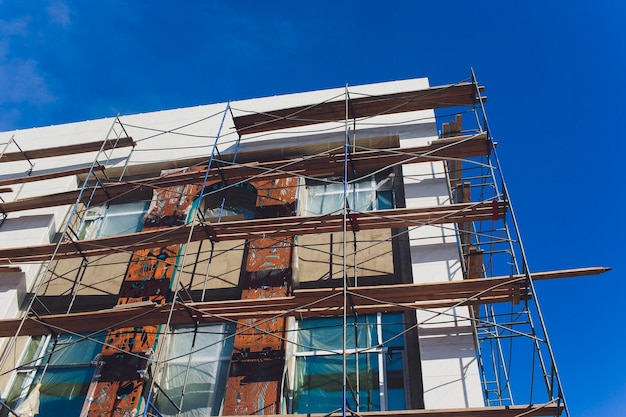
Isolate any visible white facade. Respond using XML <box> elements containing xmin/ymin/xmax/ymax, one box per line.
<box><xmin>0</xmin><ymin>77</ymin><xmax>484</xmax><ymax>411</ymax></box>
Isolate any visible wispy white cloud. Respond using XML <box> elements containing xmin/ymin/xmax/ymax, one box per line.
<box><xmin>46</xmin><ymin>1</ymin><xmax>70</xmax><ymax>28</ymax></box>
<box><xmin>0</xmin><ymin>107</ymin><xmax>21</xmax><ymax>131</ymax></box>
<box><xmin>0</xmin><ymin>17</ymin><xmax>30</xmax><ymax>61</ymax></box>
<box><xmin>0</xmin><ymin>58</ymin><xmax>54</xmax><ymax>105</ymax></box>
<box><xmin>0</xmin><ymin>17</ymin><xmax>30</xmax><ymax>36</ymax></box>
<box><xmin>0</xmin><ymin>14</ymin><xmax>54</xmax><ymax>111</ymax></box>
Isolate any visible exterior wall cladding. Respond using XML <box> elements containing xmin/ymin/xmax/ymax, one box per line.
<box><xmin>0</xmin><ymin>77</ymin><xmax>571</xmax><ymax>417</ymax></box>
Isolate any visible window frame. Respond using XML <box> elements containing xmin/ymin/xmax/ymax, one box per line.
<box><xmin>302</xmin><ymin>171</ymin><xmax>395</xmax><ymax>216</ymax></box>
<box><xmin>77</xmin><ymin>200</ymin><xmax>150</xmax><ymax>240</ymax></box>
<box><xmin>291</xmin><ymin>312</ymin><xmax>406</xmax><ymax>413</ymax></box>
<box><xmin>154</xmin><ymin>323</ymin><xmax>236</xmax><ymax>417</ymax></box>
<box><xmin>1</xmin><ymin>334</ymin><xmax>105</xmax><ymax>417</ymax></box>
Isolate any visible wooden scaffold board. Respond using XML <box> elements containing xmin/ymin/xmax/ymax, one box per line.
<box><xmin>0</xmin><ymin>201</ymin><xmax>508</xmax><ymax>263</ymax></box>
<box><xmin>0</xmin><ymin>132</ymin><xmax>489</xmax><ymax>214</ymax></box>
<box><xmin>0</xmin><ymin>267</ymin><xmax>608</xmax><ymax>338</ymax></box>
<box><xmin>233</xmin><ymin>82</ymin><xmax>485</xmax><ymax>134</ymax></box>
<box><xmin>0</xmin><ymin>136</ymin><xmax>134</xmax><ymax>163</ymax></box>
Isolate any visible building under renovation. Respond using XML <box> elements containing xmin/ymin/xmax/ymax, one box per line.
<box><xmin>0</xmin><ymin>73</ymin><xmax>607</xmax><ymax>417</ymax></box>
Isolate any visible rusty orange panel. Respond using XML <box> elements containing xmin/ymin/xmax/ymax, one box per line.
<box><xmin>223</xmin><ymin>177</ymin><xmax>298</xmax><ymax>415</ymax></box>
<box><xmin>246</xmin><ymin>237</ymin><xmax>294</xmax><ymax>272</ymax></box>
<box><xmin>222</xmin><ymin>361</ymin><xmax>282</xmax><ymax>415</ymax></box>
<box><xmin>252</xmin><ymin>178</ymin><xmax>299</xmax><ymax>217</ymax></box>
<box><xmin>232</xmin><ymin>317</ymin><xmax>286</xmax><ymax>354</ymax></box>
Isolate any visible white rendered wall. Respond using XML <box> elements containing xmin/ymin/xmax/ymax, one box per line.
<box><xmin>399</xmin><ymin>112</ymin><xmax>484</xmax><ymax>408</ymax></box>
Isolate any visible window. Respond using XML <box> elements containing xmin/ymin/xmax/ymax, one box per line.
<box><xmin>1</xmin><ymin>334</ymin><xmax>104</xmax><ymax>417</ymax></box>
<box><xmin>292</xmin><ymin>313</ymin><xmax>406</xmax><ymax>413</ymax></box>
<box><xmin>201</xmin><ymin>182</ymin><xmax>257</xmax><ymax>221</ymax></box>
<box><xmin>303</xmin><ymin>172</ymin><xmax>394</xmax><ymax>216</ymax></box>
<box><xmin>78</xmin><ymin>200</ymin><xmax>150</xmax><ymax>240</ymax></box>
<box><xmin>155</xmin><ymin>323</ymin><xmax>235</xmax><ymax>417</ymax></box>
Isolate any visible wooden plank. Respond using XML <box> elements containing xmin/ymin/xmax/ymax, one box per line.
<box><xmin>0</xmin><ymin>133</ymin><xmax>490</xmax><ymax>214</ymax></box>
<box><xmin>0</xmin><ymin>201</ymin><xmax>508</xmax><ymax>263</ymax></box>
<box><xmin>456</xmin><ymin>182</ymin><xmax>472</xmax><ymax>251</ymax></box>
<box><xmin>442</xmin><ymin>122</ymin><xmax>450</xmax><ymax>137</ymax></box>
<box><xmin>446</xmin><ymin>114</ymin><xmax>463</xmax><ymax>137</ymax></box>
<box><xmin>0</xmin><ymin>137</ymin><xmax>134</xmax><ymax>163</ymax></box>
<box><xmin>0</xmin><ymin>267</ymin><xmax>608</xmax><ymax>338</ymax></box>
<box><xmin>466</xmin><ymin>248</ymin><xmax>485</xmax><ymax>314</ymax></box>
<box><xmin>0</xmin><ymin>266</ymin><xmax>21</xmax><ymax>272</ymax></box>
<box><xmin>0</xmin><ymin>184</ymin><xmax>124</xmax><ymax>213</ymax></box>
<box><xmin>219</xmin><ymin>404</ymin><xmax>563</xmax><ymax>417</ymax></box>
<box><xmin>529</xmin><ymin>266</ymin><xmax>611</xmax><ymax>280</ymax></box>
<box><xmin>454</xmin><ymin>113</ymin><xmax>463</xmax><ymax>134</ymax></box>
<box><xmin>443</xmin><ymin>115</ymin><xmax>467</xmax><ymax>187</ymax></box>
<box><xmin>0</xmin><ymin>165</ymin><xmax>105</xmax><ymax>187</ymax></box>
<box><xmin>233</xmin><ymin>83</ymin><xmax>485</xmax><ymax>135</ymax></box>
<box><xmin>0</xmin><ymin>187</ymin><xmax>12</xmax><ymax>193</ymax></box>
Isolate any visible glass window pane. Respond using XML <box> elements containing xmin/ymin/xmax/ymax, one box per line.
<box><xmin>4</xmin><ymin>334</ymin><xmax>104</xmax><ymax>417</ymax></box>
<box><xmin>156</xmin><ymin>324</ymin><xmax>235</xmax><ymax>417</ymax></box>
<box><xmin>48</xmin><ymin>335</ymin><xmax>104</xmax><ymax>365</ymax></box>
<box><xmin>294</xmin><ymin>355</ymin><xmax>343</xmax><ymax>412</ymax></box>
<box><xmin>304</xmin><ymin>172</ymin><xmax>394</xmax><ymax>215</ymax></box>
<box><xmin>297</xmin><ymin>316</ymin><xmax>376</xmax><ymax>353</ymax></box>
<box><xmin>78</xmin><ymin>201</ymin><xmax>148</xmax><ymax>239</ymax></box>
<box><xmin>98</xmin><ymin>201</ymin><xmax>149</xmax><ymax>237</ymax></box>
<box><xmin>294</xmin><ymin>313</ymin><xmax>406</xmax><ymax>413</ymax></box>
<box><xmin>36</xmin><ymin>368</ymin><xmax>93</xmax><ymax>417</ymax></box>
<box><xmin>381</xmin><ymin>313</ymin><xmax>405</xmax><ymax>348</ymax></box>
<box><xmin>376</xmin><ymin>190</ymin><xmax>394</xmax><ymax>210</ymax></box>
<box><xmin>352</xmin><ymin>182</ymin><xmax>375</xmax><ymax>212</ymax></box>
<box><xmin>203</xmin><ymin>183</ymin><xmax>257</xmax><ymax>220</ymax></box>
<box><xmin>2</xmin><ymin>373</ymin><xmax>28</xmax><ymax>414</ymax></box>
<box><xmin>385</xmin><ymin>352</ymin><xmax>406</xmax><ymax>410</ymax></box>
<box><xmin>294</xmin><ymin>353</ymin><xmax>380</xmax><ymax>413</ymax></box>
<box><xmin>353</xmin><ymin>353</ymin><xmax>381</xmax><ymax>411</ymax></box>
<box><xmin>304</xmin><ymin>183</ymin><xmax>344</xmax><ymax>215</ymax></box>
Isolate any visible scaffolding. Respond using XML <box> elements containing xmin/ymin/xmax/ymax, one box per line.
<box><xmin>0</xmin><ymin>73</ymin><xmax>607</xmax><ymax>417</ymax></box>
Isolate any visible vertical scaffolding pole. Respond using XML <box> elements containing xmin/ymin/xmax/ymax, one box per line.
<box><xmin>469</xmin><ymin>67</ymin><xmax>568</xmax><ymax>415</ymax></box>
<box><xmin>0</xmin><ymin>116</ymin><xmax>134</xmax><ymax>372</ymax></box>
<box><xmin>146</xmin><ymin>103</ymin><xmax>231</xmax><ymax>416</ymax></box>
<box><xmin>342</xmin><ymin>83</ymin><xmax>349</xmax><ymax>417</ymax></box>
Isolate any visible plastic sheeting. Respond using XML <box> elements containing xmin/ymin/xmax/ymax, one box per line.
<box><xmin>9</xmin><ymin>335</ymin><xmax>103</xmax><ymax>417</ymax></box>
<box><xmin>33</xmin><ymin>369</ymin><xmax>94</xmax><ymax>416</ymax></box>
<box><xmin>156</xmin><ymin>324</ymin><xmax>235</xmax><ymax>417</ymax></box>
<box><xmin>303</xmin><ymin>174</ymin><xmax>394</xmax><ymax>216</ymax></box>
<box><xmin>304</xmin><ymin>182</ymin><xmax>374</xmax><ymax>216</ymax></box>
<box><xmin>294</xmin><ymin>353</ymin><xmax>381</xmax><ymax>412</ymax></box>
<box><xmin>14</xmin><ymin>383</ymin><xmax>40</xmax><ymax>417</ymax></box>
<box><xmin>203</xmin><ymin>182</ymin><xmax>257</xmax><ymax>221</ymax></box>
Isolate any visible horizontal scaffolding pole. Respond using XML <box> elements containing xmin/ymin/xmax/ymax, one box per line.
<box><xmin>0</xmin><ymin>137</ymin><xmax>134</xmax><ymax>163</ymax></box>
<box><xmin>0</xmin><ymin>133</ymin><xmax>489</xmax><ymax>214</ymax></box>
<box><xmin>233</xmin><ymin>82</ymin><xmax>485</xmax><ymax>135</ymax></box>
<box><xmin>0</xmin><ymin>267</ymin><xmax>608</xmax><ymax>338</ymax></box>
<box><xmin>0</xmin><ymin>201</ymin><xmax>508</xmax><ymax>263</ymax></box>
<box><xmin>220</xmin><ymin>404</ymin><xmax>561</xmax><ymax>417</ymax></box>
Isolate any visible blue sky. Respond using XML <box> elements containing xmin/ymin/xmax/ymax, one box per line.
<box><xmin>1</xmin><ymin>1</ymin><xmax>624</xmax><ymax>415</ymax></box>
